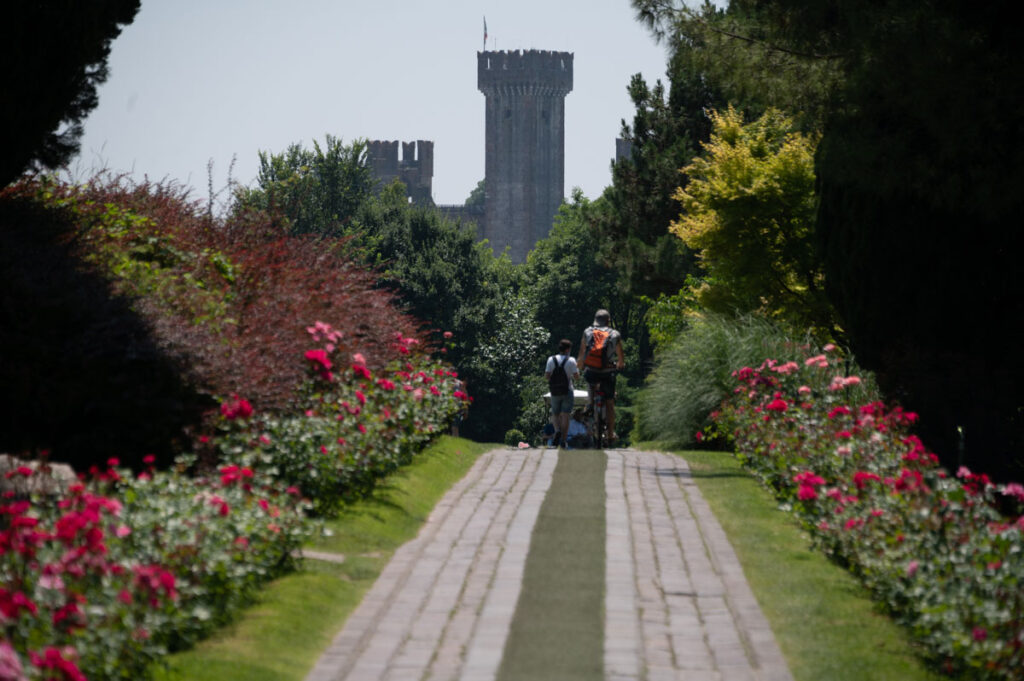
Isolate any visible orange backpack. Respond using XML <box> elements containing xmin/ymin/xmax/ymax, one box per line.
<box><xmin>584</xmin><ymin>326</ymin><xmax>614</xmax><ymax>369</ymax></box>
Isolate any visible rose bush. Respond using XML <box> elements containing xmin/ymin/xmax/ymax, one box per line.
<box><xmin>1</xmin><ymin>316</ymin><xmax>468</xmax><ymax>679</ymax></box>
<box><xmin>214</xmin><ymin>321</ymin><xmax>468</xmax><ymax>516</ymax></box>
<box><xmin>1</xmin><ymin>456</ymin><xmax>310</xmax><ymax>681</ymax></box>
<box><xmin>713</xmin><ymin>345</ymin><xmax>1024</xmax><ymax>679</ymax></box>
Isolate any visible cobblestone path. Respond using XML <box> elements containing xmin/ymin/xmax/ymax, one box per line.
<box><xmin>304</xmin><ymin>448</ymin><xmax>793</xmax><ymax>681</ymax></box>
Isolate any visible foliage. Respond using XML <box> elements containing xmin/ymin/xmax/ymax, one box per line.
<box><xmin>672</xmin><ymin>107</ymin><xmax>836</xmax><ymax>335</ymax></box>
<box><xmin>343</xmin><ymin>186</ymin><xmax>526</xmax><ymax>441</ymax></box>
<box><xmin>635</xmin><ymin>0</ymin><xmax>1024</xmax><ymax>482</ymax></box>
<box><xmin>464</xmin><ymin>289</ymin><xmax>549</xmax><ymax>441</ymax></box>
<box><xmin>591</xmin><ymin>67</ymin><xmax>707</xmax><ymax>303</ymax></box>
<box><xmin>635</xmin><ymin>313</ymin><xmax>812</xmax><ymax>448</ymax></box>
<box><xmin>680</xmin><ymin>449</ymin><xmax>943</xmax><ymax>681</ymax></box>
<box><xmin>630</xmin><ymin>0</ymin><xmax>841</xmax><ymax>129</ymax></box>
<box><xmin>1</xmin><ymin>457</ymin><xmax>310</xmax><ymax>681</ymax></box>
<box><xmin>215</xmin><ymin>322</ymin><xmax>468</xmax><ymax>516</ymax></box>
<box><xmin>0</xmin><ymin>1</ymin><xmax>140</xmax><ymax>186</ymax></box>
<box><xmin>804</xmin><ymin>0</ymin><xmax>1024</xmax><ymax>482</ymax></box>
<box><xmin>714</xmin><ymin>345</ymin><xmax>1024</xmax><ymax>679</ymax></box>
<box><xmin>641</xmin><ymin>284</ymin><xmax>697</xmax><ymax>352</ymax></box>
<box><xmin>231</xmin><ymin>136</ymin><xmax>372</xmax><ymax>237</ymax></box>
<box><xmin>464</xmin><ymin>179</ymin><xmax>485</xmax><ymax>209</ymax></box>
<box><xmin>586</xmin><ymin>34</ymin><xmax>719</xmax><ymax>380</ymax></box>
<box><xmin>523</xmin><ymin>191</ymin><xmax>621</xmax><ymax>349</ymax></box>
<box><xmin>0</xmin><ymin>175</ymin><xmax>429</xmax><ymax>471</ymax></box>
<box><xmin>157</xmin><ymin>436</ymin><xmax>492</xmax><ymax>681</ymax></box>
<box><xmin>1</xmin><ymin>323</ymin><xmax>469</xmax><ymax>679</ymax></box>
<box><xmin>0</xmin><ymin>187</ymin><xmax>210</xmax><ymax>470</ymax></box>
<box><xmin>351</xmin><ymin>186</ymin><xmax>499</xmax><ymax>364</ymax></box>
<box><xmin>503</xmin><ymin>430</ymin><xmax>526</xmax><ymax>447</ymax></box>
<box><xmin>513</xmin><ymin>375</ymin><xmax>553</xmax><ymax>446</ymax></box>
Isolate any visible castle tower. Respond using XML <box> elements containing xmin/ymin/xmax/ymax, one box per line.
<box><xmin>478</xmin><ymin>50</ymin><xmax>573</xmax><ymax>262</ymax></box>
<box><xmin>367</xmin><ymin>139</ymin><xmax>434</xmax><ymax>205</ymax></box>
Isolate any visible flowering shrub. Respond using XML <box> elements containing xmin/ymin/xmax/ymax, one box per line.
<box><xmin>1</xmin><ymin>176</ymin><xmax>430</xmax><ymax>471</ymax></box>
<box><xmin>213</xmin><ymin>321</ymin><xmax>469</xmax><ymax>515</ymax></box>
<box><xmin>713</xmin><ymin>345</ymin><xmax>1024</xmax><ymax>678</ymax></box>
<box><xmin>1</xmin><ymin>457</ymin><xmax>310</xmax><ymax>681</ymax></box>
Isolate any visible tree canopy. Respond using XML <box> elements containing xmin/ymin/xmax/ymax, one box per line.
<box><xmin>672</xmin><ymin>107</ymin><xmax>834</xmax><ymax>335</ymax></box>
<box><xmin>1</xmin><ymin>1</ymin><xmax>140</xmax><ymax>186</ymax></box>
<box><xmin>634</xmin><ymin>0</ymin><xmax>1024</xmax><ymax>479</ymax></box>
<box><xmin>232</xmin><ymin>135</ymin><xmax>372</xmax><ymax>236</ymax></box>
<box><xmin>591</xmin><ymin>60</ymin><xmax>712</xmax><ymax>302</ymax></box>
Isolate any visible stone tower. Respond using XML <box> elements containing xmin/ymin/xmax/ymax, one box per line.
<box><xmin>478</xmin><ymin>50</ymin><xmax>573</xmax><ymax>262</ymax></box>
<box><xmin>366</xmin><ymin>139</ymin><xmax>434</xmax><ymax>205</ymax></box>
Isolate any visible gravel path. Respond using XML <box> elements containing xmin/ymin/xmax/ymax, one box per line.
<box><xmin>304</xmin><ymin>447</ymin><xmax>793</xmax><ymax>681</ymax></box>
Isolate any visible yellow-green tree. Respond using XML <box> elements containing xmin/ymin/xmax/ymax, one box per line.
<box><xmin>671</xmin><ymin>107</ymin><xmax>835</xmax><ymax>336</ymax></box>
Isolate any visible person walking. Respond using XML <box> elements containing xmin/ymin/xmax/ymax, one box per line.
<box><xmin>545</xmin><ymin>338</ymin><xmax>579</xmax><ymax>448</ymax></box>
<box><xmin>577</xmin><ymin>309</ymin><xmax>625</xmax><ymax>443</ymax></box>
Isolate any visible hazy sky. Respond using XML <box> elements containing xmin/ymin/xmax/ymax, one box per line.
<box><xmin>75</xmin><ymin>1</ymin><xmax>670</xmax><ymax>205</ymax></box>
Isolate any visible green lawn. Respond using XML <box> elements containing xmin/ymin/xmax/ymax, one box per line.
<box><xmin>498</xmin><ymin>450</ymin><xmax>606</xmax><ymax>681</ymax></box>
<box><xmin>668</xmin><ymin>446</ymin><xmax>943</xmax><ymax>681</ymax></box>
<box><xmin>153</xmin><ymin>436</ymin><xmax>494</xmax><ymax>681</ymax></box>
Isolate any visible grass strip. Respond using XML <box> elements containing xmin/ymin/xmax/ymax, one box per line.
<box><xmin>663</xmin><ymin>445</ymin><xmax>942</xmax><ymax>681</ymax></box>
<box><xmin>497</xmin><ymin>449</ymin><xmax>606</xmax><ymax>681</ymax></box>
<box><xmin>153</xmin><ymin>436</ymin><xmax>494</xmax><ymax>681</ymax></box>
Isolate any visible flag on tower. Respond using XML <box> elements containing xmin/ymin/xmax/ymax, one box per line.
<box><xmin>483</xmin><ymin>17</ymin><xmax>488</xmax><ymax>51</ymax></box>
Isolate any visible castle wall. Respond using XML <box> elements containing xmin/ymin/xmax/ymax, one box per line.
<box><xmin>478</xmin><ymin>50</ymin><xmax>573</xmax><ymax>263</ymax></box>
<box><xmin>435</xmin><ymin>204</ymin><xmax>485</xmax><ymax>234</ymax></box>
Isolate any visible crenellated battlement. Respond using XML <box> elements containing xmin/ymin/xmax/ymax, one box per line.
<box><xmin>477</xmin><ymin>50</ymin><xmax>573</xmax><ymax>96</ymax></box>
<box><xmin>367</xmin><ymin>139</ymin><xmax>434</xmax><ymax>205</ymax></box>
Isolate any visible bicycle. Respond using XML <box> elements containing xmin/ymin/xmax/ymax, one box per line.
<box><xmin>585</xmin><ymin>376</ymin><xmax>613</xmax><ymax>449</ymax></box>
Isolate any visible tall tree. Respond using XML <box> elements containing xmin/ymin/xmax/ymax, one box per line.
<box><xmin>672</xmin><ymin>107</ymin><xmax>835</xmax><ymax>336</ymax></box>
<box><xmin>232</xmin><ymin>135</ymin><xmax>372</xmax><ymax>236</ymax></box>
<box><xmin>588</xmin><ymin>31</ymin><xmax>721</xmax><ymax>375</ymax></box>
<box><xmin>352</xmin><ymin>184</ymin><xmax>498</xmax><ymax>364</ymax></box>
<box><xmin>1</xmin><ymin>1</ymin><xmax>140</xmax><ymax>186</ymax></box>
<box><xmin>631</xmin><ymin>0</ymin><xmax>841</xmax><ymax>130</ymax></box>
<box><xmin>524</xmin><ymin>191</ymin><xmax>622</xmax><ymax>349</ymax></box>
<box><xmin>634</xmin><ymin>0</ymin><xmax>1024</xmax><ymax>480</ymax></box>
<box><xmin>592</xmin><ymin>54</ymin><xmax>714</xmax><ymax>302</ymax></box>
<box><xmin>809</xmin><ymin>0</ymin><xmax>1024</xmax><ymax>480</ymax></box>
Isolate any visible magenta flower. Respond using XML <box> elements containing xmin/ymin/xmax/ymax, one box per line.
<box><xmin>220</xmin><ymin>395</ymin><xmax>254</xmax><ymax>420</ymax></box>
<box><xmin>852</xmin><ymin>471</ymin><xmax>881</xmax><ymax>490</ymax></box>
<box><xmin>29</xmin><ymin>647</ymin><xmax>86</xmax><ymax>681</ymax></box>
<box><xmin>304</xmin><ymin>349</ymin><xmax>334</xmax><ymax>381</ymax></box>
<box><xmin>797</xmin><ymin>484</ymin><xmax>819</xmax><ymax>500</ymax></box>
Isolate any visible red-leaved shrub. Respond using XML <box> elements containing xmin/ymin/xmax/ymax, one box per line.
<box><xmin>0</xmin><ymin>174</ymin><xmax>432</xmax><ymax>470</ymax></box>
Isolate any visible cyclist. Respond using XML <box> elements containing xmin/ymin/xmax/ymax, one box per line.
<box><xmin>577</xmin><ymin>309</ymin><xmax>625</xmax><ymax>443</ymax></box>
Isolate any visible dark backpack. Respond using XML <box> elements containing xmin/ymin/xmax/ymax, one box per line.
<box><xmin>548</xmin><ymin>355</ymin><xmax>570</xmax><ymax>396</ymax></box>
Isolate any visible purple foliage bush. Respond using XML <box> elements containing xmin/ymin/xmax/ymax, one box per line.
<box><xmin>0</xmin><ymin>175</ymin><xmax>434</xmax><ymax>470</ymax></box>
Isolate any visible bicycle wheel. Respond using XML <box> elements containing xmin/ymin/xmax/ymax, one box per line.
<box><xmin>595</xmin><ymin>406</ymin><xmax>605</xmax><ymax>449</ymax></box>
